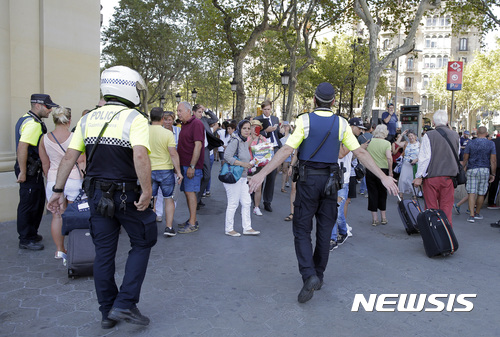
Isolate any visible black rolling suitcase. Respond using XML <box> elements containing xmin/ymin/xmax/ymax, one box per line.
<box><xmin>67</xmin><ymin>228</ymin><xmax>95</xmax><ymax>278</ymax></box>
<box><xmin>416</xmin><ymin>204</ymin><xmax>458</xmax><ymax>258</ymax></box>
<box><xmin>397</xmin><ymin>195</ymin><xmax>420</xmax><ymax>235</ymax></box>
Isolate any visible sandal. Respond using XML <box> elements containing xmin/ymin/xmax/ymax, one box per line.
<box><xmin>381</xmin><ymin>218</ymin><xmax>388</xmax><ymax>225</ymax></box>
<box><xmin>371</xmin><ymin>219</ymin><xmax>379</xmax><ymax>226</ymax></box>
<box><xmin>284</xmin><ymin>213</ymin><xmax>294</xmax><ymax>221</ymax></box>
<box><xmin>281</xmin><ymin>188</ymin><xmax>287</xmax><ymax>193</ymax></box>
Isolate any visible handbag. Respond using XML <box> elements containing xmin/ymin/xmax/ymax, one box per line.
<box><xmin>61</xmin><ymin>190</ymin><xmax>90</xmax><ymax>235</ymax></box>
<box><xmin>393</xmin><ymin>157</ymin><xmax>403</xmax><ymax>174</ymax></box>
<box><xmin>218</xmin><ymin>162</ymin><xmax>244</xmax><ymax>184</ymax></box>
<box><xmin>218</xmin><ymin>138</ymin><xmax>244</xmax><ymax>184</ymax></box>
<box><xmin>251</xmin><ymin>140</ymin><xmax>274</xmax><ymax>167</ymax></box>
<box><xmin>354</xmin><ymin>162</ymin><xmax>366</xmax><ymax>180</ymax></box>
<box><xmin>435</xmin><ymin>128</ymin><xmax>466</xmax><ymax>187</ymax></box>
<box><xmin>206</xmin><ymin>130</ymin><xmax>224</xmax><ymax>151</ymax></box>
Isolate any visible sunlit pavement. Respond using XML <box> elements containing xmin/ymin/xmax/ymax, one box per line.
<box><xmin>1</xmin><ymin>163</ymin><xmax>499</xmax><ymax>336</ymax></box>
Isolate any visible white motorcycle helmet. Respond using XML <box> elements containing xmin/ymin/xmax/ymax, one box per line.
<box><xmin>100</xmin><ymin>66</ymin><xmax>146</xmax><ymax>107</ymax></box>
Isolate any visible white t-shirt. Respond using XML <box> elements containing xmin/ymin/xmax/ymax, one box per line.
<box><xmin>218</xmin><ymin>129</ymin><xmax>232</xmax><ymax>151</ymax></box>
<box><xmin>339</xmin><ymin>151</ymin><xmax>353</xmax><ymax>184</ymax></box>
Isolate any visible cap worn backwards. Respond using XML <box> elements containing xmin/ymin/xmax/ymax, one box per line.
<box><xmin>30</xmin><ymin>94</ymin><xmax>58</xmax><ymax>108</ymax></box>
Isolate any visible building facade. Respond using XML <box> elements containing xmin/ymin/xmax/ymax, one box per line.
<box><xmin>0</xmin><ymin>0</ymin><xmax>101</xmax><ymax>221</ymax></box>
<box><xmin>381</xmin><ymin>12</ymin><xmax>480</xmax><ymax>127</ymax></box>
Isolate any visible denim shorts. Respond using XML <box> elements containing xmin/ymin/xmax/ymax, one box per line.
<box><xmin>180</xmin><ymin>166</ymin><xmax>203</xmax><ymax>192</ymax></box>
<box><xmin>152</xmin><ymin>169</ymin><xmax>175</xmax><ymax>198</ymax></box>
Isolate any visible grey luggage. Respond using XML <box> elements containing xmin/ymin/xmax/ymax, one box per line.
<box><xmin>67</xmin><ymin>228</ymin><xmax>95</xmax><ymax>278</ymax></box>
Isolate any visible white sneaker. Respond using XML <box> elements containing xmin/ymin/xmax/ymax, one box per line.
<box><xmin>243</xmin><ymin>229</ymin><xmax>260</xmax><ymax>235</ymax></box>
<box><xmin>253</xmin><ymin>207</ymin><xmax>263</xmax><ymax>216</ymax></box>
<box><xmin>346</xmin><ymin>224</ymin><xmax>353</xmax><ymax>237</ymax></box>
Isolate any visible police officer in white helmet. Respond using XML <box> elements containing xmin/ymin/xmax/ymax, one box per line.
<box><xmin>47</xmin><ymin>66</ymin><xmax>156</xmax><ymax>329</ymax></box>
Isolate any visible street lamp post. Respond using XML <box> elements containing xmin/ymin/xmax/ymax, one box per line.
<box><xmin>191</xmin><ymin>88</ymin><xmax>198</xmax><ymax>105</ymax></box>
<box><xmin>280</xmin><ymin>67</ymin><xmax>290</xmax><ymax>120</ymax></box>
<box><xmin>230</xmin><ymin>78</ymin><xmax>237</xmax><ymax>120</ymax></box>
<box><xmin>160</xmin><ymin>95</ymin><xmax>166</xmax><ymax>109</ymax></box>
<box><xmin>175</xmin><ymin>93</ymin><xmax>181</xmax><ymax>104</ymax></box>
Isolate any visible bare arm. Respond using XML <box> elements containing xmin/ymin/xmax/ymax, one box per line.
<box><xmin>490</xmin><ymin>154</ymin><xmax>497</xmax><ymax>183</ymax></box>
<box><xmin>383</xmin><ymin>113</ymin><xmax>392</xmax><ymax>124</ymax></box>
<box><xmin>39</xmin><ymin>136</ymin><xmax>50</xmax><ymax>178</ymax></box>
<box><xmin>386</xmin><ymin>148</ymin><xmax>393</xmax><ymax>177</ymax></box>
<box><xmin>339</xmin><ymin>144</ymin><xmax>350</xmax><ymax>159</ymax></box>
<box><xmin>47</xmin><ymin>148</ymin><xmax>81</xmax><ymax>214</ymax></box>
<box><xmin>394</xmin><ymin>131</ymin><xmax>407</xmax><ymax>148</ymax></box>
<box><xmin>16</xmin><ymin>142</ymin><xmax>29</xmax><ymax>183</ymax></box>
<box><xmin>204</xmin><ymin>109</ymin><xmax>218</xmax><ymax>125</ymax></box>
<box><xmin>187</xmin><ymin>141</ymin><xmax>203</xmax><ymax>179</ymax></box>
<box><xmin>352</xmin><ymin>147</ymin><xmax>399</xmax><ymax>196</ymax></box>
<box><xmin>248</xmin><ymin>145</ymin><xmax>294</xmax><ymax>193</ymax></box>
<box><xmin>288</xmin><ymin>150</ymin><xmax>298</xmax><ymax>176</ymax></box>
<box><xmin>133</xmin><ymin>145</ymin><xmax>152</xmax><ymax>211</ymax></box>
<box><xmin>168</xmin><ymin>146</ymin><xmax>183</xmax><ymax>185</ymax></box>
<box><xmin>463</xmin><ymin>153</ymin><xmax>469</xmax><ymax>170</ymax></box>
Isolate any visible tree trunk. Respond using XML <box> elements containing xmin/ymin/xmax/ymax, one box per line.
<box><xmin>362</xmin><ymin>65</ymin><xmax>383</xmax><ymax>121</ymax></box>
<box><xmin>284</xmin><ymin>56</ymin><xmax>298</xmax><ymax>121</ymax></box>
<box><xmin>233</xmin><ymin>58</ymin><xmax>246</xmax><ymax>121</ymax></box>
<box><xmin>355</xmin><ymin>0</ymin><xmax>440</xmax><ymax>121</ymax></box>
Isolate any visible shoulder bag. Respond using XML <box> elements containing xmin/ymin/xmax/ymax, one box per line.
<box><xmin>218</xmin><ymin>138</ymin><xmax>244</xmax><ymax>184</ymax></box>
<box><xmin>436</xmin><ymin>128</ymin><xmax>466</xmax><ymax>187</ymax></box>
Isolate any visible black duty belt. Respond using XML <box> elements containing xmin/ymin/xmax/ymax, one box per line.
<box><xmin>305</xmin><ymin>168</ymin><xmax>331</xmax><ymax>176</ymax></box>
<box><xmin>94</xmin><ymin>180</ymin><xmax>138</xmax><ymax>192</ymax></box>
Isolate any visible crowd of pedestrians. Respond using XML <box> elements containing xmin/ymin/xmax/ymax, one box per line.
<box><xmin>13</xmin><ymin>64</ymin><xmax>500</xmax><ymax>329</ymax></box>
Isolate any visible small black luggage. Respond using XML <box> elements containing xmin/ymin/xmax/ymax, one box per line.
<box><xmin>67</xmin><ymin>228</ymin><xmax>95</xmax><ymax>278</ymax></box>
<box><xmin>417</xmin><ymin>209</ymin><xmax>458</xmax><ymax>258</ymax></box>
<box><xmin>397</xmin><ymin>195</ymin><xmax>420</xmax><ymax>235</ymax></box>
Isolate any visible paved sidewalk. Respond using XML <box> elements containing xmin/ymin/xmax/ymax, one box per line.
<box><xmin>1</xmin><ymin>163</ymin><xmax>499</xmax><ymax>336</ymax></box>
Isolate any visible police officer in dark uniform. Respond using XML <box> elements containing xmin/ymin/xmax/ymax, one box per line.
<box><xmin>15</xmin><ymin>94</ymin><xmax>58</xmax><ymax>250</ymax></box>
<box><xmin>47</xmin><ymin>66</ymin><xmax>156</xmax><ymax>329</ymax></box>
<box><xmin>249</xmin><ymin>82</ymin><xmax>399</xmax><ymax>303</ymax></box>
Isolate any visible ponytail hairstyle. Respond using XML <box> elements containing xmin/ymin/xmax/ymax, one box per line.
<box><xmin>52</xmin><ymin>106</ymin><xmax>71</xmax><ymax>125</ymax></box>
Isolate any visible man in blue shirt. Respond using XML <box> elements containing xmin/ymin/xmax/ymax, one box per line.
<box><xmin>459</xmin><ymin>130</ymin><xmax>470</xmax><ymax>162</ymax></box>
<box><xmin>463</xmin><ymin>126</ymin><xmax>497</xmax><ymax>222</ymax></box>
<box><xmin>381</xmin><ymin>103</ymin><xmax>398</xmax><ymax>143</ymax></box>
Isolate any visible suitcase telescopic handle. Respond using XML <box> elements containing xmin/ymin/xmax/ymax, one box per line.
<box><xmin>412</xmin><ymin>185</ymin><xmax>427</xmax><ymax>210</ymax></box>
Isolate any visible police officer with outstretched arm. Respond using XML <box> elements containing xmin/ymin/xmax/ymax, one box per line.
<box><xmin>47</xmin><ymin>66</ymin><xmax>156</xmax><ymax>329</ymax></box>
<box><xmin>248</xmin><ymin>82</ymin><xmax>399</xmax><ymax>304</ymax></box>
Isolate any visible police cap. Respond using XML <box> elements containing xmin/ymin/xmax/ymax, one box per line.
<box><xmin>30</xmin><ymin>94</ymin><xmax>59</xmax><ymax>108</ymax></box>
<box><xmin>315</xmin><ymin>82</ymin><xmax>335</xmax><ymax>103</ymax></box>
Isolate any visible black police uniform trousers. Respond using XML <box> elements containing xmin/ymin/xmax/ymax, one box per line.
<box><xmin>293</xmin><ymin>173</ymin><xmax>337</xmax><ymax>283</ymax></box>
<box><xmin>17</xmin><ymin>172</ymin><xmax>45</xmax><ymax>244</ymax></box>
<box><xmin>197</xmin><ymin>147</ymin><xmax>211</xmax><ymax>203</ymax></box>
<box><xmin>88</xmin><ymin>187</ymin><xmax>157</xmax><ymax>318</ymax></box>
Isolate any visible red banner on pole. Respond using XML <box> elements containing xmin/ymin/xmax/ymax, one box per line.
<box><xmin>447</xmin><ymin>61</ymin><xmax>463</xmax><ymax>91</ymax></box>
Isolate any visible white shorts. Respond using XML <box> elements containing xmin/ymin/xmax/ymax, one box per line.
<box><xmin>46</xmin><ymin>179</ymin><xmax>83</xmax><ymax>202</ymax></box>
